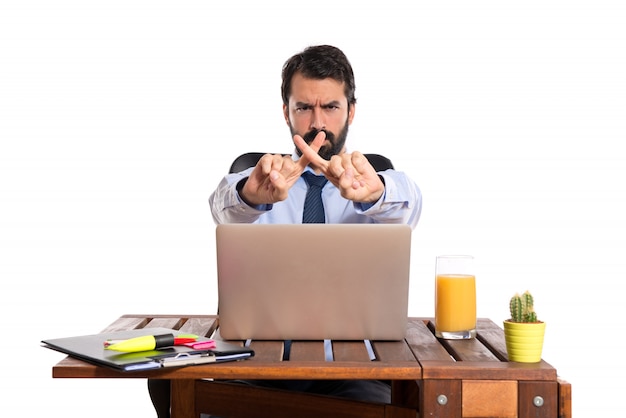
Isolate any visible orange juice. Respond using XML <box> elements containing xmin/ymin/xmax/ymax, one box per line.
<box><xmin>435</xmin><ymin>274</ymin><xmax>476</xmax><ymax>333</ymax></box>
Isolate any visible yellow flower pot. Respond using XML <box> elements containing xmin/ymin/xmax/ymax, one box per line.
<box><xmin>503</xmin><ymin>320</ymin><xmax>546</xmax><ymax>363</ymax></box>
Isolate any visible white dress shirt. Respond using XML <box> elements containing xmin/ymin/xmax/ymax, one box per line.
<box><xmin>209</xmin><ymin>152</ymin><xmax>422</xmax><ymax>229</ymax></box>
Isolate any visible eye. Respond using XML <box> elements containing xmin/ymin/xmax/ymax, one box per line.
<box><xmin>295</xmin><ymin>105</ymin><xmax>312</xmax><ymax>113</ymax></box>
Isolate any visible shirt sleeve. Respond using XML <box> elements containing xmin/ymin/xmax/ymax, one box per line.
<box><xmin>208</xmin><ymin>169</ymin><xmax>271</xmax><ymax>224</ymax></box>
<box><xmin>210</xmin><ymin>167</ymin><xmax>422</xmax><ymax>228</ymax></box>
<box><xmin>353</xmin><ymin>170</ymin><xmax>422</xmax><ymax>229</ymax></box>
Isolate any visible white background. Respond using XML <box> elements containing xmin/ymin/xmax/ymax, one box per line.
<box><xmin>1</xmin><ymin>1</ymin><xmax>624</xmax><ymax>416</ymax></box>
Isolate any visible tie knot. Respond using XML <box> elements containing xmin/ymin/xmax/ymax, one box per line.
<box><xmin>302</xmin><ymin>171</ymin><xmax>328</xmax><ymax>188</ymax></box>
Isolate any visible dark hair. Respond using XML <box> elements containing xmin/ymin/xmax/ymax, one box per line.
<box><xmin>281</xmin><ymin>45</ymin><xmax>357</xmax><ymax>107</ymax></box>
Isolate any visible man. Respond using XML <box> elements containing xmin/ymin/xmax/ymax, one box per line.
<box><xmin>149</xmin><ymin>45</ymin><xmax>422</xmax><ymax>417</ymax></box>
<box><xmin>209</xmin><ymin>44</ymin><xmax>421</xmax><ymax>227</ymax></box>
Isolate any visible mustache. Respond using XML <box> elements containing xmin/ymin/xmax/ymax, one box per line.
<box><xmin>303</xmin><ymin>129</ymin><xmax>335</xmax><ymax>145</ymax></box>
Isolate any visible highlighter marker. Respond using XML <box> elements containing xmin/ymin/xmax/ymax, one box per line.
<box><xmin>103</xmin><ymin>335</ymin><xmax>198</xmax><ymax>348</ymax></box>
<box><xmin>105</xmin><ymin>334</ymin><xmax>176</xmax><ymax>352</ymax></box>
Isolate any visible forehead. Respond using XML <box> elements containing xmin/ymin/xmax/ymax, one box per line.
<box><xmin>288</xmin><ymin>72</ymin><xmax>347</xmax><ymax>104</ymax></box>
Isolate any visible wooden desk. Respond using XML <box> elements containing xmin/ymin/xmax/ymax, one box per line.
<box><xmin>52</xmin><ymin>314</ymin><xmax>572</xmax><ymax>418</ymax></box>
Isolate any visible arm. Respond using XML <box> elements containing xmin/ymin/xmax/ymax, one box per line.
<box><xmin>293</xmin><ymin>135</ymin><xmax>386</xmax><ymax>203</ymax></box>
<box><xmin>294</xmin><ymin>135</ymin><xmax>422</xmax><ymax>228</ymax></box>
<box><xmin>209</xmin><ymin>169</ymin><xmax>270</xmax><ymax>224</ymax></box>
<box><xmin>209</xmin><ymin>133</ymin><xmax>326</xmax><ymax>224</ymax></box>
<box><xmin>353</xmin><ymin>169</ymin><xmax>422</xmax><ymax>229</ymax></box>
<box><xmin>210</xmin><ymin>135</ymin><xmax>422</xmax><ymax>227</ymax></box>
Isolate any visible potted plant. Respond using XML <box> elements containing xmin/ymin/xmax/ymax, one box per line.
<box><xmin>503</xmin><ymin>290</ymin><xmax>546</xmax><ymax>363</ymax></box>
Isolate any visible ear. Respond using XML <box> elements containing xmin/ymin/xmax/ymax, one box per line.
<box><xmin>348</xmin><ymin>103</ymin><xmax>356</xmax><ymax>125</ymax></box>
<box><xmin>283</xmin><ymin>104</ymin><xmax>290</xmax><ymax>126</ymax></box>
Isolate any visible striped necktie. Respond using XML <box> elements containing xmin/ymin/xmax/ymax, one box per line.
<box><xmin>301</xmin><ymin>172</ymin><xmax>328</xmax><ymax>223</ymax></box>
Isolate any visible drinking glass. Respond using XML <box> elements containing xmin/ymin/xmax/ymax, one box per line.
<box><xmin>435</xmin><ymin>255</ymin><xmax>477</xmax><ymax>339</ymax></box>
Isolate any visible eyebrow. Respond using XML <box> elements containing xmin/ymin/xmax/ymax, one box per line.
<box><xmin>294</xmin><ymin>100</ymin><xmax>343</xmax><ymax>108</ymax></box>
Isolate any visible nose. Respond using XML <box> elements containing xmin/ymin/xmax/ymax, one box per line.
<box><xmin>310</xmin><ymin>107</ymin><xmax>325</xmax><ymax>131</ymax></box>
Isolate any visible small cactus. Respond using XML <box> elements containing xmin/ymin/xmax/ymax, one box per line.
<box><xmin>509</xmin><ymin>291</ymin><xmax>539</xmax><ymax>323</ymax></box>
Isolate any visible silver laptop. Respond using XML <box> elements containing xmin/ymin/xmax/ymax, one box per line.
<box><xmin>215</xmin><ymin>223</ymin><xmax>411</xmax><ymax>341</ymax></box>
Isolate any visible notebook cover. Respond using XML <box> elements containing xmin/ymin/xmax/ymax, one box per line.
<box><xmin>42</xmin><ymin>327</ymin><xmax>254</xmax><ymax>371</ymax></box>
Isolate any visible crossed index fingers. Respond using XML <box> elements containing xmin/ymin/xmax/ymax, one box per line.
<box><xmin>293</xmin><ymin>132</ymin><xmax>329</xmax><ymax>173</ymax></box>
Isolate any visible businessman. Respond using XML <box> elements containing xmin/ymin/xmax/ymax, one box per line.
<box><xmin>150</xmin><ymin>44</ymin><xmax>422</xmax><ymax>417</ymax></box>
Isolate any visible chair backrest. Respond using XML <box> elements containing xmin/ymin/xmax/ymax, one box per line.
<box><xmin>229</xmin><ymin>152</ymin><xmax>394</xmax><ymax>174</ymax></box>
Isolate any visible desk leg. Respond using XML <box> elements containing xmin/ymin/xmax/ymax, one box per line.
<box><xmin>391</xmin><ymin>380</ymin><xmax>419</xmax><ymax>410</ymax></box>
<box><xmin>558</xmin><ymin>378</ymin><xmax>572</xmax><ymax>418</ymax></box>
<box><xmin>171</xmin><ymin>379</ymin><xmax>195</xmax><ymax>418</ymax></box>
<box><xmin>418</xmin><ymin>379</ymin><xmax>461</xmax><ymax>418</ymax></box>
<box><xmin>519</xmin><ymin>381</ymin><xmax>558</xmax><ymax>418</ymax></box>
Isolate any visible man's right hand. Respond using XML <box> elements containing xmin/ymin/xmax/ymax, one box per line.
<box><xmin>239</xmin><ymin>132</ymin><xmax>326</xmax><ymax>205</ymax></box>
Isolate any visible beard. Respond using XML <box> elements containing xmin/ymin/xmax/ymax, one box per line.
<box><xmin>293</xmin><ymin>120</ymin><xmax>349</xmax><ymax>161</ymax></box>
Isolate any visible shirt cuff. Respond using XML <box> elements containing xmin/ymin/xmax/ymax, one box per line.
<box><xmin>235</xmin><ymin>178</ymin><xmax>272</xmax><ymax>211</ymax></box>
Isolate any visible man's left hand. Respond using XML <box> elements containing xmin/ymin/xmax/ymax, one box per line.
<box><xmin>294</xmin><ymin>135</ymin><xmax>385</xmax><ymax>204</ymax></box>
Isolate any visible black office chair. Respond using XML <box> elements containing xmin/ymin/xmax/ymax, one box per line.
<box><xmin>229</xmin><ymin>152</ymin><xmax>394</xmax><ymax>173</ymax></box>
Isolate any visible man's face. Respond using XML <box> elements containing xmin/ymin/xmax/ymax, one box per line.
<box><xmin>284</xmin><ymin>72</ymin><xmax>355</xmax><ymax>160</ymax></box>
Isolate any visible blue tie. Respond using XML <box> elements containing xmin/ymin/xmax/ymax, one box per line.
<box><xmin>302</xmin><ymin>172</ymin><xmax>328</xmax><ymax>223</ymax></box>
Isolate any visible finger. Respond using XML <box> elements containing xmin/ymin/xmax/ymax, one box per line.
<box><xmin>326</xmin><ymin>154</ymin><xmax>347</xmax><ymax>179</ymax></box>
<box><xmin>294</xmin><ymin>133</ymin><xmax>324</xmax><ymax>160</ymax></box>
<box><xmin>350</xmin><ymin>151</ymin><xmax>372</xmax><ymax>174</ymax></box>
<box><xmin>268</xmin><ymin>169</ymin><xmax>285</xmax><ymax>189</ymax></box>
<box><xmin>308</xmin><ymin>130</ymin><xmax>326</xmax><ymax>154</ymax></box>
<box><xmin>256</xmin><ymin>153</ymin><xmax>284</xmax><ymax>176</ymax></box>
<box><xmin>294</xmin><ymin>133</ymin><xmax>329</xmax><ymax>171</ymax></box>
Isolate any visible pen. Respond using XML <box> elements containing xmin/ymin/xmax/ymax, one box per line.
<box><xmin>104</xmin><ymin>333</ymin><xmax>199</xmax><ymax>352</ymax></box>
<box><xmin>159</xmin><ymin>352</ymin><xmax>217</xmax><ymax>367</ymax></box>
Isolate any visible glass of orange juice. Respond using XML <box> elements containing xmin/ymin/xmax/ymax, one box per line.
<box><xmin>435</xmin><ymin>255</ymin><xmax>476</xmax><ymax>339</ymax></box>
